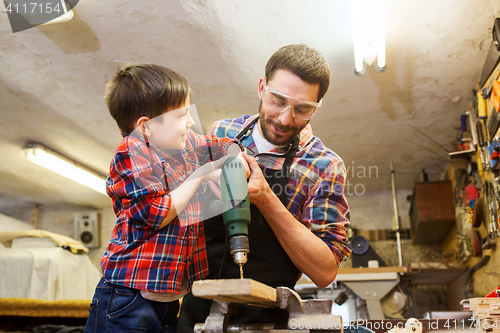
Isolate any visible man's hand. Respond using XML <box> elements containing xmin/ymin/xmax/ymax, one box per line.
<box><xmin>241</xmin><ymin>152</ymin><xmax>273</xmax><ymax>205</ymax></box>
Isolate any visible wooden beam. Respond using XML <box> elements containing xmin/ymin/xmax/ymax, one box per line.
<box><xmin>338</xmin><ymin>266</ymin><xmax>407</xmax><ymax>274</ymax></box>
<box><xmin>192</xmin><ymin>279</ymin><xmax>279</xmax><ymax>308</ymax></box>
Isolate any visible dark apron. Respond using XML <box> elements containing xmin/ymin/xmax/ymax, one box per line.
<box><xmin>178</xmin><ymin>118</ymin><xmax>300</xmax><ymax>331</ymax></box>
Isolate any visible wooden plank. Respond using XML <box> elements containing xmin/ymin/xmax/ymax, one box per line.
<box><xmin>338</xmin><ymin>266</ymin><xmax>407</xmax><ymax>274</ymax></box>
<box><xmin>336</xmin><ymin>272</ymin><xmax>398</xmax><ymax>281</ymax></box>
<box><xmin>192</xmin><ymin>279</ymin><xmax>279</xmax><ymax>308</ymax></box>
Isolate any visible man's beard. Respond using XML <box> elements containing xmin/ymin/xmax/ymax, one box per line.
<box><xmin>258</xmin><ymin>101</ymin><xmax>308</xmax><ymax>146</ymax></box>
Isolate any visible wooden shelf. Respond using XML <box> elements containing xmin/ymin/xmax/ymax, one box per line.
<box><xmin>408</xmin><ymin>262</ymin><xmax>467</xmax><ymax>284</ymax></box>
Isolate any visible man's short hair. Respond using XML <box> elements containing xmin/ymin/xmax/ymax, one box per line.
<box><xmin>265</xmin><ymin>44</ymin><xmax>330</xmax><ymax>102</ymax></box>
<box><xmin>105</xmin><ymin>63</ymin><xmax>191</xmax><ymax>134</ymax></box>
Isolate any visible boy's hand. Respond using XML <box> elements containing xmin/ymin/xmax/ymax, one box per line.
<box><xmin>192</xmin><ymin>155</ymin><xmax>227</xmax><ymax>183</ymax></box>
<box><xmin>207</xmin><ymin>180</ymin><xmax>222</xmax><ymax>200</ymax></box>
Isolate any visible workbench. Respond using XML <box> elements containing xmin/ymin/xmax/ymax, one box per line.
<box><xmin>296</xmin><ymin>264</ymin><xmax>466</xmax><ymax>320</ymax></box>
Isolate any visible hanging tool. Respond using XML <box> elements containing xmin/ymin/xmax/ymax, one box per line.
<box><xmin>486</xmin><ymin>139</ymin><xmax>500</xmax><ymax>169</ymax></box>
<box><xmin>482</xmin><ymin>64</ymin><xmax>500</xmax><ymax>100</ymax></box>
<box><xmin>482</xmin><ymin>181</ymin><xmax>500</xmax><ymax>249</ymax></box>
<box><xmin>478</xmin><ymin>90</ymin><xmax>489</xmax><ymax>141</ymax></box>
<box><xmin>220</xmin><ymin>156</ymin><xmax>251</xmax><ymax>279</ymax></box>
<box><xmin>466</xmin><ymin>227</ymin><xmax>482</xmax><ymax>257</ymax></box>
<box><xmin>478</xmin><ymin>18</ymin><xmax>500</xmax><ymax>87</ymax></box>
<box><xmin>493</xmin><ymin>17</ymin><xmax>500</xmax><ymax>51</ymax></box>
<box><xmin>493</xmin><ymin>80</ymin><xmax>500</xmax><ymax>111</ymax></box>
<box><xmin>469</xmin><ymin>169</ymin><xmax>487</xmax><ymax>228</ymax></box>
<box><xmin>493</xmin><ymin>177</ymin><xmax>500</xmax><ymax>205</ymax></box>
<box><xmin>469</xmin><ymin>106</ymin><xmax>488</xmax><ymax>169</ymax></box>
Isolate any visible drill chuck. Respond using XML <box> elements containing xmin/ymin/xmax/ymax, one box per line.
<box><xmin>229</xmin><ymin>235</ymin><xmax>249</xmax><ymax>265</ymax></box>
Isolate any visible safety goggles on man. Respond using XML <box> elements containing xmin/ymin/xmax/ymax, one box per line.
<box><xmin>262</xmin><ymin>85</ymin><xmax>322</xmax><ymax>120</ymax></box>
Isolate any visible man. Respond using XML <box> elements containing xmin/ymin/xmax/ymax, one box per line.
<box><xmin>178</xmin><ymin>44</ymin><xmax>351</xmax><ymax>330</ymax></box>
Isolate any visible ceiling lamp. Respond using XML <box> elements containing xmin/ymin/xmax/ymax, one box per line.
<box><xmin>350</xmin><ymin>0</ymin><xmax>386</xmax><ymax>75</ymax></box>
<box><xmin>22</xmin><ymin>143</ymin><xmax>107</xmax><ymax>196</ymax></box>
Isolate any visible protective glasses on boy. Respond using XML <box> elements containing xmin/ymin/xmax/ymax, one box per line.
<box><xmin>262</xmin><ymin>85</ymin><xmax>322</xmax><ymax>120</ymax></box>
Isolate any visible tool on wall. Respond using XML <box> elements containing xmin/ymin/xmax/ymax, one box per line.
<box><xmin>220</xmin><ymin>156</ymin><xmax>251</xmax><ymax>279</ymax></box>
<box><xmin>465</xmin><ymin>255</ymin><xmax>490</xmax><ymax>297</ymax></box>
<box><xmin>469</xmin><ymin>169</ymin><xmax>487</xmax><ymax>228</ymax></box>
<box><xmin>471</xmin><ymin>98</ymin><xmax>488</xmax><ymax>169</ymax></box>
<box><xmin>481</xmin><ymin>180</ymin><xmax>500</xmax><ymax>249</ymax></box>
<box><xmin>486</xmin><ymin>139</ymin><xmax>500</xmax><ymax>170</ymax></box>
<box><xmin>493</xmin><ymin>17</ymin><xmax>500</xmax><ymax>52</ymax></box>
<box><xmin>487</xmin><ymin>108</ymin><xmax>500</xmax><ymax>142</ymax></box>
<box><xmin>482</xmin><ymin>61</ymin><xmax>500</xmax><ymax>100</ymax></box>
<box><xmin>466</xmin><ymin>227</ymin><xmax>482</xmax><ymax>257</ymax></box>
<box><xmin>478</xmin><ymin>17</ymin><xmax>500</xmax><ymax>88</ymax></box>
<box><xmin>493</xmin><ymin>177</ymin><xmax>500</xmax><ymax>205</ymax></box>
<box><xmin>485</xmin><ymin>285</ymin><xmax>500</xmax><ymax>297</ymax></box>
<box><xmin>450</xmin><ymin>111</ymin><xmax>481</xmax><ymax>157</ymax></box>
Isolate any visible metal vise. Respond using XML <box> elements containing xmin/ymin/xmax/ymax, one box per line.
<box><xmin>195</xmin><ymin>287</ymin><xmax>343</xmax><ymax>333</ymax></box>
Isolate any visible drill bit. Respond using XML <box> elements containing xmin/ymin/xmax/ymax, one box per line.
<box><xmin>239</xmin><ymin>264</ymin><xmax>244</xmax><ymax>279</ymax></box>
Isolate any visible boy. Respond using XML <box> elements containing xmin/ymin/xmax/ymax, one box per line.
<box><xmin>85</xmin><ymin>63</ymin><xmax>243</xmax><ymax>333</ymax></box>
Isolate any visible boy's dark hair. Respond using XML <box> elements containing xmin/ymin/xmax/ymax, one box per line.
<box><xmin>105</xmin><ymin>63</ymin><xmax>191</xmax><ymax>134</ymax></box>
<box><xmin>265</xmin><ymin>44</ymin><xmax>330</xmax><ymax>102</ymax></box>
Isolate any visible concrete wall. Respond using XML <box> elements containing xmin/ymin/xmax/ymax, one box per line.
<box><xmin>347</xmin><ymin>189</ymin><xmax>413</xmax><ymax>230</ymax></box>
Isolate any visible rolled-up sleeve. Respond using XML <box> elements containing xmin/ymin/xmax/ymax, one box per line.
<box><xmin>303</xmin><ymin>161</ymin><xmax>351</xmax><ymax>263</ymax></box>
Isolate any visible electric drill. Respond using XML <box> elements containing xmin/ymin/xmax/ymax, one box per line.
<box><xmin>220</xmin><ymin>156</ymin><xmax>251</xmax><ymax>278</ymax></box>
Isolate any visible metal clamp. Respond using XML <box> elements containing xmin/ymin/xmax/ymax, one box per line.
<box><xmin>197</xmin><ymin>300</ymin><xmax>236</xmax><ymax>333</ymax></box>
<box><xmin>277</xmin><ymin>287</ymin><xmax>343</xmax><ymax>331</ymax></box>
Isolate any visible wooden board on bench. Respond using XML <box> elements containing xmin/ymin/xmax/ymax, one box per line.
<box><xmin>192</xmin><ymin>279</ymin><xmax>279</xmax><ymax>308</ymax></box>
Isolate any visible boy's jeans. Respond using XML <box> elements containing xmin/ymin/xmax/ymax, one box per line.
<box><xmin>85</xmin><ymin>278</ymin><xmax>179</xmax><ymax>333</ymax></box>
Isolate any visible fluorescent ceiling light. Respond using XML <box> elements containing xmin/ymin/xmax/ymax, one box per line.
<box><xmin>22</xmin><ymin>143</ymin><xmax>107</xmax><ymax>196</ymax></box>
<box><xmin>377</xmin><ymin>0</ymin><xmax>386</xmax><ymax>69</ymax></box>
<box><xmin>350</xmin><ymin>0</ymin><xmax>386</xmax><ymax>75</ymax></box>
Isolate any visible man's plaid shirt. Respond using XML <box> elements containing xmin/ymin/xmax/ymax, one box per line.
<box><xmin>209</xmin><ymin>115</ymin><xmax>351</xmax><ymax>263</ymax></box>
<box><xmin>101</xmin><ymin>132</ymin><xmax>239</xmax><ymax>294</ymax></box>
